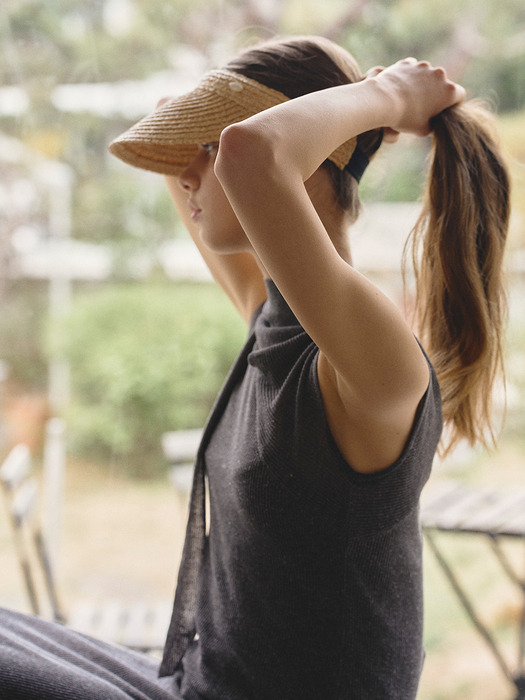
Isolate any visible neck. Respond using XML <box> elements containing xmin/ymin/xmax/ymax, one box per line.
<box><xmin>254</xmin><ymin>166</ymin><xmax>354</xmax><ymax>280</ymax></box>
<box><xmin>253</xmin><ymin>222</ymin><xmax>353</xmax><ymax>282</ymax></box>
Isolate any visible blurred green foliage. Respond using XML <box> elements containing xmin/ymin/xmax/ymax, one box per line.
<box><xmin>0</xmin><ymin>281</ymin><xmax>49</xmax><ymax>389</ymax></box>
<box><xmin>73</xmin><ymin>169</ymin><xmax>181</xmax><ymax>270</ymax></box>
<box><xmin>500</xmin><ymin>111</ymin><xmax>525</xmax><ymax>235</ymax></box>
<box><xmin>3</xmin><ymin>0</ymin><xmax>525</xmax><ymax>96</ymax></box>
<box><xmin>50</xmin><ymin>281</ymin><xmax>246</xmax><ymax>476</ymax></box>
<box><xmin>2</xmin><ymin>0</ymin><xmax>525</xmax><ymax>244</ymax></box>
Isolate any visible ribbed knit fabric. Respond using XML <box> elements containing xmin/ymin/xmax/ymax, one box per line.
<box><xmin>162</xmin><ymin>280</ymin><xmax>443</xmax><ymax>700</ymax></box>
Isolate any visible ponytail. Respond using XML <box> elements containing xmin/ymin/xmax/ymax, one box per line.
<box><xmin>405</xmin><ymin>100</ymin><xmax>510</xmax><ymax>456</ymax></box>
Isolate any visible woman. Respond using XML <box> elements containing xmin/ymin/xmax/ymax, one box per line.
<box><xmin>0</xmin><ymin>35</ymin><xmax>509</xmax><ymax>700</ymax></box>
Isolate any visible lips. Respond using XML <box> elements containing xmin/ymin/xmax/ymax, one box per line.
<box><xmin>188</xmin><ymin>200</ymin><xmax>201</xmax><ymax>221</ymax></box>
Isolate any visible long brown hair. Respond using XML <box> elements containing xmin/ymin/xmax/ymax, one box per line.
<box><xmin>405</xmin><ymin>101</ymin><xmax>510</xmax><ymax>455</ymax></box>
<box><xmin>227</xmin><ymin>36</ymin><xmax>510</xmax><ymax>455</ymax></box>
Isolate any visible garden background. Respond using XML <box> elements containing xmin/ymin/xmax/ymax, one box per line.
<box><xmin>1</xmin><ymin>1</ymin><xmax>524</xmax><ymax>698</ymax></box>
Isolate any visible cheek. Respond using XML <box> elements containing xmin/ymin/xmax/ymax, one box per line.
<box><xmin>208</xmin><ymin>184</ymin><xmax>242</xmax><ymax>230</ymax></box>
<box><xmin>199</xmin><ymin>175</ymin><xmax>249</xmax><ymax>250</ymax></box>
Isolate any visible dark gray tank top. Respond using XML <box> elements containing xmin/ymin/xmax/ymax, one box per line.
<box><xmin>162</xmin><ymin>280</ymin><xmax>442</xmax><ymax>699</ymax></box>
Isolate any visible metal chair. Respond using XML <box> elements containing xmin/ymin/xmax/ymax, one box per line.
<box><xmin>421</xmin><ymin>481</ymin><xmax>525</xmax><ymax>699</ymax></box>
<box><xmin>0</xmin><ymin>444</ymin><xmax>170</xmax><ymax>653</ymax></box>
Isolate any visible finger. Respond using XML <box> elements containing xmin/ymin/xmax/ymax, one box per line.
<box><xmin>438</xmin><ymin>73</ymin><xmax>466</xmax><ymax>109</ymax></box>
<box><xmin>451</xmin><ymin>82</ymin><xmax>467</xmax><ymax>106</ymax></box>
<box><xmin>382</xmin><ymin>127</ymin><xmax>400</xmax><ymax>144</ymax></box>
<box><xmin>365</xmin><ymin>66</ymin><xmax>385</xmax><ymax>79</ymax></box>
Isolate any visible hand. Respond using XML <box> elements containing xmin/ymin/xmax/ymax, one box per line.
<box><xmin>365</xmin><ymin>58</ymin><xmax>466</xmax><ymax>137</ymax></box>
<box><xmin>364</xmin><ymin>66</ymin><xmax>400</xmax><ymax>143</ymax></box>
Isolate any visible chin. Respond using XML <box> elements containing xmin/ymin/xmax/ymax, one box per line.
<box><xmin>201</xmin><ymin>229</ymin><xmax>248</xmax><ymax>255</ymax></box>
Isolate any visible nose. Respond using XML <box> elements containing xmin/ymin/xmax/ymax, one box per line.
<box><xmin>177</xmin><ymin>149</ymin><xmax>207</xmax><ymax>192</ymax></box>
<box><xmin>178</xmin><ymin>160</ymin><xmax>199</xmax><ymax>193</ymax></box>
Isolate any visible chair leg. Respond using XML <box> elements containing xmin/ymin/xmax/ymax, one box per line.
<box><xmin>20</xmin><ymin>557</ymin><xmax>40</xmax><ymax>616</ymax></box>
<box><xmin>424</xmin><ymin>529</ymin><xmax>516</xmax><ymax>688</ymax></box>
<box><xmin>34</xmin><ymin>530</ymin><xmax>67</xmax><ymax>624</ymax></box>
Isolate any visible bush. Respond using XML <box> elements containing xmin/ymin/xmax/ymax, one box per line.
<box><xmin>54</xmin><ymin>281</ymin><xmax>246</xmax><ymax>477</ymax></box>
<box><xmin>0</xmin><ymin>280</ymin><xmax>49</xmax><ymax>389</ymax></box>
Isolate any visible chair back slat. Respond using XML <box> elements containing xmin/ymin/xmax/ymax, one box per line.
<box><xmin>0</xmin><ymin>445</ymin><xmax>32</xmax><ymax>492</ymax></box>
<box><xmin>0</xmin><ymin>445</ymin><xmax>65</xmax><ymax>622</ymax></box>
<box><xmin>10</xmin><ymin>478</ymin><xmax>39</xmax><ymax>527</ymax></box>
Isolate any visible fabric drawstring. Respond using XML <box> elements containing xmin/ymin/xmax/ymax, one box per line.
<box><xmin>158</xmin><ymin>331</ymin><xmax>258</xmax><ymax>678</ymax></box>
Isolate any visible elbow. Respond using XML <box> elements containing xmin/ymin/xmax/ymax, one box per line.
<box><xmin>215</xmin><ymin>121</ymin><xmax>279</xmax><ymax>187</ymax></box>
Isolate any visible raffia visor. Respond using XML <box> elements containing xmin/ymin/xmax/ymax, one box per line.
<box><xmin>109</xmin><ymin>69</ymin><xmax>357</xmax><ymax>175</ymax></box>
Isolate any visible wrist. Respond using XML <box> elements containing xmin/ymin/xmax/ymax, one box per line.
<box><xmin>362</xmin><ymin>75</ymin><xmax>403</xmax><ymax>131</ymax></box>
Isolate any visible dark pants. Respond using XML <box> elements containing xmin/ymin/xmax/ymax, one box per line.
<box><xmin>0</xmin><ymin>608</ymin><xmax>180</xmax><ymax>700</ymax></box>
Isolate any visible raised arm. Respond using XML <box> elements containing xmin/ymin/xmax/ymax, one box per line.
<box><xmin>164</xmin><ymin>174</ymin><xmax>267</xmax><ymax>324</ymax></box>
<box><xmin>214</xmin><ymin>60</ymin><xmax>465</xmax><ymax>472</ymax></box>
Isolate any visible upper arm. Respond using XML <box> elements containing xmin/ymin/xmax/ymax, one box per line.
<box><xmin>215</xmin><ymin>124</ymin><xmax>428</xmax><ymax>394</ymax></box>
<box><xmin>164</xmin><ymin>175</ymin><xmax>267</xmax><ymax>324</ymax></box>
<box><xmin>215</xmin><ymin>122</ymin><xmax>430</xmax><ymax>470</ymax></box>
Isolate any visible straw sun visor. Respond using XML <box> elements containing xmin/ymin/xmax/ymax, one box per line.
<box><xmin>109</xmin><ymin>69</ymin><xmax>357</xmax><ymax>176</ymax></box>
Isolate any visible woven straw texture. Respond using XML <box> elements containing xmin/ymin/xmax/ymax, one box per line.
<box><xmin>109</xmin><ymin>70</ymin><xmax>356</xmax><ymax>175</ymax></box>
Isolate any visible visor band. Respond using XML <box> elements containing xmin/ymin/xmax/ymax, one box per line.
<box><xmin>345</xmin><ymin>130</ymin><xmax>383</xmax><ymax>183</ymax></box>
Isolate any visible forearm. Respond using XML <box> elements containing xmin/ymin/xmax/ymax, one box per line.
<box><xmin>216</xmin><ymin>59</ymin><xmax>464</xmax><ymax>186</ymax></box>
<box><xmin>217</xmin><ymin>77</ymin><xmax>392</xmax><ymax>182</ymax></box>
